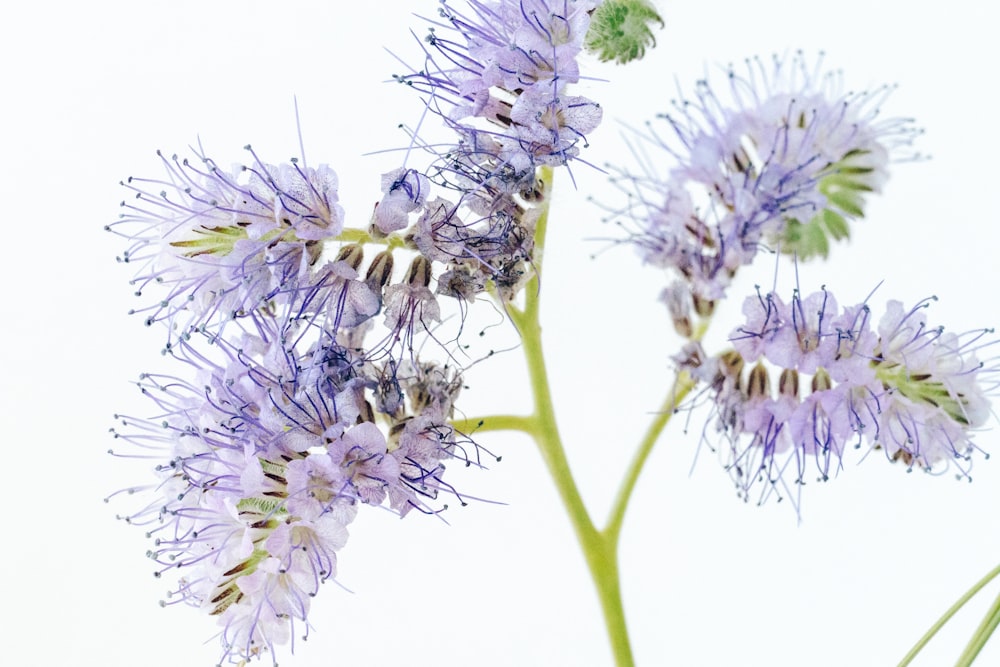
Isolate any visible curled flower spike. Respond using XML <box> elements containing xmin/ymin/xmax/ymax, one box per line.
<box><xmin>684</xmin><ymin>286</ymin><xmax>998</xmax><ymax>508</ymax></box>
<box><xmin>613</xmin><ymin>52</ymin><xmax>921</xmax><ymax>303</ymax></box>
<box><xmin>378</xmin><ymin>0</ymin><xmax>600</xmax><ymax>307</ymax></box>
<box><xmin>400</xmin><ymin>0</ymin><xmax>603</xmax><ymax>171</ymax></box>
<box><xmin>108</xmin><ymin>147</ymin><xmax>344</xmax><ymax>336</ymax></box>
<box><xmin>109</xmin><ymin>315</ymin><xmax>486</xmax><ymax>664</ymax></box>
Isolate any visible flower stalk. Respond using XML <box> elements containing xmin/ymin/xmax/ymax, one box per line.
<box><xmin>956</xmin><ymin>583</ymin><xmax>1000</xmax><ymax>667</ymax></box>
<box><xmin>452</xmin><ymin>166</ymin><xmax>701</xmax><ymax>665</ymax></box>
<box><xmin>898</xmin><ymin>563</ymin><xmax>1000</xmax><ymax>667</ymax></box>
<box><xmin>508</xmin><ymin>167</ymin><xmax>634</xmax><ymax>665</ymax></box>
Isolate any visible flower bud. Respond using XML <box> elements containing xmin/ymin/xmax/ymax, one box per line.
<box><xmin>365</xmin><ymin>251</ymin><xmax>395</xmax><ymax>290</ymax></box>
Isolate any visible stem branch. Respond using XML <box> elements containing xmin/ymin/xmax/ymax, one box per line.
<box><xmin>603</xmin><ymin>371</ymin><xmax>695</xmax><ymax>543</ymax></box>
<box><xmin>954</xmin><ymin>565</ymin><xmax>1000</xmax><ymax>667</ymax></box>
<box><xmin>450</xmin><ymin>414</ymin><xmax>537</xmax><ymax>434</ymax></box>
<box><xmin>510</xmin><ymin>166</ymin><xmax>635</xmax><ymax>665</ymax></box>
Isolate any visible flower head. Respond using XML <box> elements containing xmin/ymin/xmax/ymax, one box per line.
<box><xmin>108</xmin><ymin>147</ymin><xmax>344</xmax><ymax>336</ymax></box>
<box><xmin>109</xmin><ymin>305</ymin><xmax>486</xmax><ymax>662</ymax></box>
<box><xmin>614</xmin><ymin>53</ymin><xmax>920</xmax><ymax>304</ymax></box>
<box><xmin>685</xmin><ymin>286</ymin><xmax>997</xmax><ymax>508</ymax></box>
<box><xmin>401</xmin><ymin>0</ymin><xmax>603</xmax><ymax>170</ymax></box>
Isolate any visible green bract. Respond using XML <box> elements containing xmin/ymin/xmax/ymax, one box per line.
<box><xmin>778</xmin><ymin>149</ymin><xmax>878</xmax><ymax>259</ymax></box>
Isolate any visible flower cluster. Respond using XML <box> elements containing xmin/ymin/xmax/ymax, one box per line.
<box><xmin>108</xmin><ymin>144</ymin><xmax>485</xmax><ymax>662</ymax></box>
<box><xmin>110</xmin><ymin>320</ymin><xmax>473</xmax><ymax>661</ymax></box>
<box><xmin>683</xmin><ymin>287</ymin><xmax>997</xmax><ymax>507</ymax></box>
<box><xmin>103</xmin><ymin>1</ymin><xmax>1000</xmax><ymax>663</ymax></box>
<box><xmin>109</xmin><ymin>148</ymin><xmax>344</xmax><ymax>339</ymax></box>
<box><xmin>386</xmin><ymin>0</ymin><xmax>605</xmax><ymax>299</ymax></box>
<box><xmin>614</xmin><ymin>53</ymin><xmax>920</xmax><ymax>311</ymax></box>
<box><xmin>402</xmin><ymin>0</ymin><xmax>604</xmax><ymax>172</ymax></box>
<box><xmin>109</xmin><ymin>1</ymin><xmax>608</xmax><ymax>663</ymax></box>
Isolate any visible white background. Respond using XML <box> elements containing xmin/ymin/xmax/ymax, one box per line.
<box><xmin>2</xmin><ymin>1</ymin><xmax>999</xmax><ymax>665</ymax></box>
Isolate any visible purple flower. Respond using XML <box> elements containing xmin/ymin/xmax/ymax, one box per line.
<box><xmin>686</xmin><ymin>287</ymin><xmax>997</xmax><ymax>508</ymax></box>
<box><xmin>304</xmin><ymin>247</ymin><xmax>382</xmax><ymax>330</ymax></box>
<box><xmin>383</xmin><ymin>256</ymin><xmax>443</xmax><ymax>337</ymax></box>
<box><xmin>357</xmin><ymin>1</ymin><xmax>603</xmax><ymax>318</ymax></box>
<box><xmin>108</xmin><ymin>147</ymin><xmax>344</xmax><ymax>335</ymax></box>
<box><xmin>402</xmin><ymin>0</ymin><xmax>603</xmax><ymax>170</ymax></box>
<box><xmin>615</xmin><ymin>53</ymin><xmax>920</xmax><ymax>303</ymax></box>
<box><xmin>109</xmin><ymin>290</ymin><xmax>489</xmax><ymax>662</ymax></box>
<box><xmin>373</xmin><ymin>168</ymin><xmax>432</xmax><ymax>234</ymax></box>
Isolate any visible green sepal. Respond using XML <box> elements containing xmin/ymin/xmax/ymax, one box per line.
<box><xmin>170</xmin><ymin>224</ymin><xmax>249</xmax><ymax>257</ymax></box>
<box><xmin>208</xmin><ymin>548</ymin><xmax>269</xmax><ymax>615</ymax></box>
<box><xmin>823</xmin><ymin>208</ymin><xmax>850</xmax><ymax>241</ymax></box>
<box><xmin>237</xmin><ymin>495</ymin><xmax>285</xmax><ymax>517</ymax></box>
<box><xmin>584</xmin><ymin>0</ymin><xmax>664</xmax><ymax>65</ymax></box>
<box><xmin>875</xmin><ymin>364</ymin><xmax>971</xmax><ymax>426</ymax></box>
<box><xmin>781</xmin><ymin>216</ymin><xmax>832</xmax><ymax>259</ymax></box>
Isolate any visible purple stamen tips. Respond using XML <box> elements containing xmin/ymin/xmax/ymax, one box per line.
<box><xmin>111</xmin><ymin>304</ymin><xmax>486</xmax><ymax>662</ymax></box>
<box><xmin>109</xmin><ymin>149</ymin><xmax>345</xmax><ymax>340</ymax></box>
<box><xmin>612</xmin><ymin>52</ymin><xmax>921</xmax><ymax>302</ymax></box>
<box><xmin>112</xmin><ymin>5</ymin><xmax>602</xmax><ymax>649</ymax></box>
<box><xmin>376</xmin><ymin>1</ymin><xmax>601</xmax><ymax>305</ymax></box>
<box><xmin>695</xmin><ymin>287</ymin><xmax>997</xmax><ymax>509</ymax></box>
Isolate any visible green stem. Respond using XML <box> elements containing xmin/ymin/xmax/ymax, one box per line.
<box><xmin>515</xmin><ymin>267</ymin><xmax>635</xmax><ymax>666</ymax></box>
<box><xmin>898</xmin><ymin>563</ymin><xmax>1000</xmax><ymax>667</ymax></box>
<box><xmin>954</xmin><ymin>566</ymin><xmax>1000</xmax><ymax>667</ymax></box>
<box><xmin>450</xmin><ymin>414</ymin><xmax>537</xmax><ymax>434</ymax></box>
<box><xmin>604</xmin><ymin>301</ymin><xmax>713</xmax><ymax>542</ymax></box>
<box><xmin>603</xmin><ymin>371</ymin><xmax>695</xmax><ymax>543</ymax></box>
<box><xmin>509</xmin><ymin>166</ymin><xmax>635</xmax><ymax>666</ymax></box>
<box><xmin>484</xmin><ymin>165</ymin><xmax>707</xmax><ymax>665</ymax></box>
<box><xmin>334</xmin><ymin>227</ymin><xmax>409</xmax><ymax>249</ymax></box>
